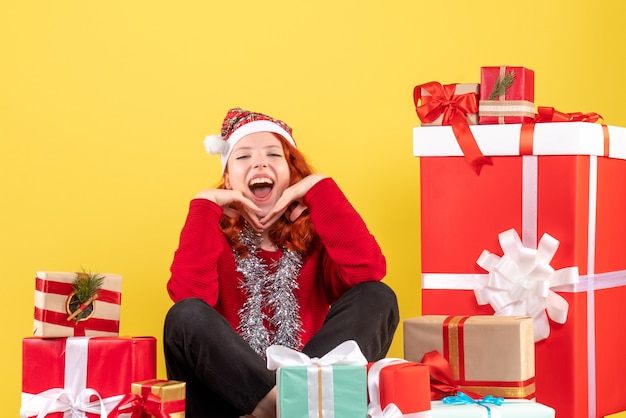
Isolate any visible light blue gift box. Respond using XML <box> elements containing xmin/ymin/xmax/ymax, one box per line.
<box><xmin>276</xmin><ymin>364</ymin><xmax>367</xmax><ymax>418</ymax></box>
<box><xmin>431</xmin><ymin>398</ymin><xmax>555</xmax><ymax>418</ymax></box>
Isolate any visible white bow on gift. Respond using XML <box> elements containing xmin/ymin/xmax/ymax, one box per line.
<box><xmin>266</xmin><ymin>339</ymin><xmax>367</xmax><ymax>369</ymax></box>
<box><xmin>20</xmin><ymin>388</ymin><xmax>123</xmax><ymax>418</ymax></box>
<box><xmin>475</xmin><ymin>228</ymin><xmax>579</xmax><ymax>342</ymax></box>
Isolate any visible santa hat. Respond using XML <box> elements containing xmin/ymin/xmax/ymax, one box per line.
<box><xmin>204</xmin><ymin>107</ymin><xmax>296</xmax><ymax>173</ymax></box>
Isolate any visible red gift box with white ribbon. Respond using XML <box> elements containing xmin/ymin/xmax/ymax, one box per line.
<box><xmin>20</xmin><ymin>336</ymin><xmax>156</xmax><ymax>418</ymax></box>
<box><xmin>413</xmin><ymin>121</ymin><xmax>626</xmax><ymax>418</ymax></box>
<box><xmin>367</xmin><ymin>358</ymin><xmax>431</xmax><ymax>418</ymax></box>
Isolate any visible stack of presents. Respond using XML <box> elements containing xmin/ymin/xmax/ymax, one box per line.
<box><xmin>264</xmin><ymin>65</ymin><xmax>626</xmax><ymax>417</ymax></box>
<box><xmin>20</xmin><ymin>271</ymin><xmax>186</xmax><ymax>417</ymax></box>
<box><xmin>20</xmin><ymin>65</ymin><xmax>626</xmax><ymax>417</ymax></box>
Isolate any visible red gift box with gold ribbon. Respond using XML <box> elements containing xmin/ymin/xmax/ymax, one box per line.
<box><xmin>403</xmin><ymin>315</ymin><xmax>535</xmax><ymax>400</ymax></box>
<box><xmin>33</xmin><ymin>271</ymin><xmax>122</xmax><ymax>338</ymax></box>
<box><xmin>413</xmin><ymin>121</ymin><xmax>626</xmax><ymax>418</ymax></box>
<box><xmin>479</xmin><ymin>66</ymin><xmax>535</xmax><ymax>124</ymax></box>
<box><xmin>20</xmin><ymin>336</ymin><xmax>157</xmax><ymax>418</ymax></box>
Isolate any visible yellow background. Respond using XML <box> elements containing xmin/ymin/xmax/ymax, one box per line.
<box><xmin>2</xmin><ymin>0</ymin><xmax>625</xmax><ymax>415</ymax></box>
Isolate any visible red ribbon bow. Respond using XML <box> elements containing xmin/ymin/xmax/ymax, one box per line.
<box><xmin>414</xmin><ymin>81</ymin><xmax>492</xmax><ymax>174</ymax></box>
<box><xmin>534</xmin><ymin>106</ymin><xmax>603</xmax><ymax>123</ymax></box>
<box><xmin>108</xmin><ymin>392</ymin><xmax>185</xmax><ymax>418</ymax></box>
<box><xmin>420</xmin><ymin>350</ymin><xmax>482</xmax><ymax>401</ymax></box>
<box><xmin>520</xmin><ymin>106</ymin><xmax>609</xmax><ymax>157</ymax></box>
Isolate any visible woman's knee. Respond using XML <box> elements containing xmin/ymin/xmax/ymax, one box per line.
<box><xmin>164</xmin><ymin>298</ymin><xmax>220</xmax><ymax>338</ymax></box>
<box><xmin>354</xmin><ymin>281</ymin><xmax>399</xmax><ymax>315</ymax></box>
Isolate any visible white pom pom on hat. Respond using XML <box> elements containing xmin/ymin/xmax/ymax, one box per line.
<box><xmin>203</xmin><ymin>134</ymin><xmax>228</xmax><ymax>155</ymax></box>
<box><xmin>204</xmin><ymin>107</ymin><xmax>296</xmax><ymax>173</ymax></box>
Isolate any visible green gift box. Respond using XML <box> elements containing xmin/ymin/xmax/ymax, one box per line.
<box><xmin>277</xmin><ymin>365</ymin><xmax>367</xmax><ymax>417</ymax></box>
<box><xmin>267</xmin><ymin>340</ymin><xmax>368</xmax><ymax>418</ymax></box>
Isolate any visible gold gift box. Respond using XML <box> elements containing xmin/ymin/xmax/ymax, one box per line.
<box><xmin>131</xmin><ymin>379</ymin><xmax>186</xmax><ymax>418</ymax></box>
<box><xmin>419</xmin><ymin>83</ymin><xmax>480</xmax><ymax>126</ymax></box>
<box><xmin>403</xmin><ymin>315</ymin><xmax>535</xmax><ymax>399</ymax></box>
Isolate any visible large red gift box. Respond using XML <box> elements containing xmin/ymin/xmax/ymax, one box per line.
<box><xmin>367</xmin><ymin>359</ymin><xmax>431</xmax><ymax>417</ymax></box>
<box><xmin>478</xmin><ymin>66</ymin><xmax>535</xmax><ymax>124</ymax></box>
<box><xmin>21</xmin><ymin>336</ymin><xmax>157</xmax><ymax>417</ymax></box>
<box><xmin>413</xmin><ymin>122</ymin><xmax>626</xmax><ymax>418</ymax></box>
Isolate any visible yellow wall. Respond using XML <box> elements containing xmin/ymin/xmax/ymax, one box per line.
<box><xmin>2</xmin><ymin>0</ymin><xmax>625</xmax><ymax>415</ymax></box>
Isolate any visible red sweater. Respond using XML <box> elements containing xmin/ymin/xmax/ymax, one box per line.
<box><xmin>167</xmin><ymin>178</ymin><xmax>386</xmax><ymax>346</ymax></box>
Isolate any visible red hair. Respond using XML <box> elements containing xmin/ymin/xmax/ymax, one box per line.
<box><xmin>218</xmin><ymin>134</ymin><xmax>319</xmax><ymax>257</ymax></box>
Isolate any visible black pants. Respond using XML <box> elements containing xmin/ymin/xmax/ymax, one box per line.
<box><xmin>163</xmin><ymin>281</ymin><xmax>399</xmax><ymax>418</ymax></box>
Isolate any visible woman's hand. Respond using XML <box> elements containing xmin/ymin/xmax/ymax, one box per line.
<box><xmin>194</xmin><ymin>189</ymin><xmax>264</xmax><ymax>230</ymax></box>
<box><xmin>259</xmin><ymin>174</ymin><xmax>327</xmax><ymax>228</ymax></box>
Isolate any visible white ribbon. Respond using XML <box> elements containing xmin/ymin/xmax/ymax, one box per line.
<box><xmin>266</xmin><ymin>340</ymin><xmax>367</xmax><ymax>418</ymax></box>
<box><xmin>20</xmin><ymin>337</ymin><xmax>123</xmax><ymax>418</ymax></box>
<box><xmin>266</xmin><ymin>339</ymin><xmax>367</xmax><ymax>369</ymax></box>
<box><xmin>20</xmin><ymin>389</ymin><xmax>125</xmax><ymax>418</ymax></box>
<box><xmin>474</xmin><ymin>228</ymin><xmax>579</xmax><ymax>342</ymax></box>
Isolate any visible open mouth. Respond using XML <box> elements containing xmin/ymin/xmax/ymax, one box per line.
<box><xmin>249</xmin><ymin>177</ymin><xmax>274</xmax><ymax>199</ymax></box>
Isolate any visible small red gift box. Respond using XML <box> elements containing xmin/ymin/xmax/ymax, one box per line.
<box><xmin>478</xmin><ymin>66</ymin><xmax>535</xmax><ymax>124</ymax></box>
<box><xmin>413</xmin><ymin>121</ymin><xmax>626</xmax><ymax>418</ymax></box>
<box><xmin>20</xmin><ymin>336</ymin><xmax>157</xmax><ymax>418</ymax></box>
<box><xmin>131</xmin><ymin>379</ymin><xmax>186</xmax><ymax>418</ymax></box>
<box><xmin>367</xmin><ymin>359</ymin><xmax>431</xmax><ymax>417</ymax></box>
<box><xmin>34</xmin><ymin>271</ymin><xmax>122</xmax><ymax>337</ymax></box>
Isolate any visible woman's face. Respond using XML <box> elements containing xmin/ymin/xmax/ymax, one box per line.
<box><xmin>224</xmin><ymin>132</ymin><xmax>291</xmax><ymax>217</ymax></box>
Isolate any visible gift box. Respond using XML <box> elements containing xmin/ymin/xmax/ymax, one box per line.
<box><xmin>431</xmin><ymin>395</ymin><xmax>555</xmax><ymax>418</ymax></box>
<box><xmin>404</xmin><ymin>315</ymin><xmax>535</xmax><ymax>400</ymax></box>
<box><xmin>413</xmin><ymin>122</ymin><xmax>626</xmax><ymax>417</ymax></box>
<box><xmin>34</xmin><ymin>271</ymin><xmax>122</xmax><ymax>337</ymax></box>
<box><xmin>20</xmin><ymin>336</ymin><xmax>157</xmax><ymax>418</ymax></box>
<box><xmin>130</xmin><ymin>379</ymin><xmax>186</xmax><ymax>418</ymax></box>
<box><xmin>415</xmin><ymin>82</ymin><xmax>480</xmax><ymax>126</ymax></box>
<box><xmin>478</xmin><ymin>66</ymin><xmax>535</xmax><ymax>124</ymax></box>
<box><xmin>414</xmin><ymin>81</ymin><xmax>489</xmax><ymax>174</ymax></box>
<box><xmin>367</xmin><ymin>359</ymin><xmax>431</xmax><ymax>417</ymax></box>
<box><xmin>266</xmin><ymin>340</ymin><xmax>367</xmax><ymax>418</ymax></box>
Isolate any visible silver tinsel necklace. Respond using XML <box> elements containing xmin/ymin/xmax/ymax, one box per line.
<box><xmin>235</xmin><ymin>225</ymin><xmax>304</xmax><ymax>357</ymax></box>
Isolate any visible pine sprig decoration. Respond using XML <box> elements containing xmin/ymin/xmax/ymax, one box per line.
<box><xmin>72</xmin><ymin>270</ymin><xmax>105</xmax><ymax>303</ymax></box>
<box><xmin>488</xmin><ymin>71</ymin><xmax>516</xmax><ymax>100</ymax></box>
<box><xmin>66</xmin><ymin>269</ymin><xmax>105</xmax><ymax>322</ymax></box>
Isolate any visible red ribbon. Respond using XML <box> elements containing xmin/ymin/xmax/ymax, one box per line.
<box><xmin>521</xmin><ymin>107</ymin><xmax>609</xmax><ymax>157</ymax></box>
<box><xmin>108</xmin><ymin>392</ymin><xmax>185</xmax><ymax>418</ymax></box>
<box><xmin>535</xmin><ymin>106</ymin><xmax>603</xmax><ymax>123</ymax></box>
<box><xmin>35</xmin><ymin>276</ymin><xmax>122</xmax><ymax>305</ymax></box>
<box><xmin>421</xmin><ymin>350</ymin><xmax>461</xmax><ymax>400</ymax></box>
<box><xmin>414</xmin><ymin>81</ymin><xmax>492</xmax><ymax>174</ymax></box>
<box><xmin>33</xmin><ymin>307</ymin><xmax>120</xmax><ymax>335</ymax></box>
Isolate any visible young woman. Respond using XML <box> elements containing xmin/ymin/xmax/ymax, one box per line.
<box><xmin>163</xmin><ymin>108</ymin><xmax>399</xmax><ymax>418</ymax></box>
